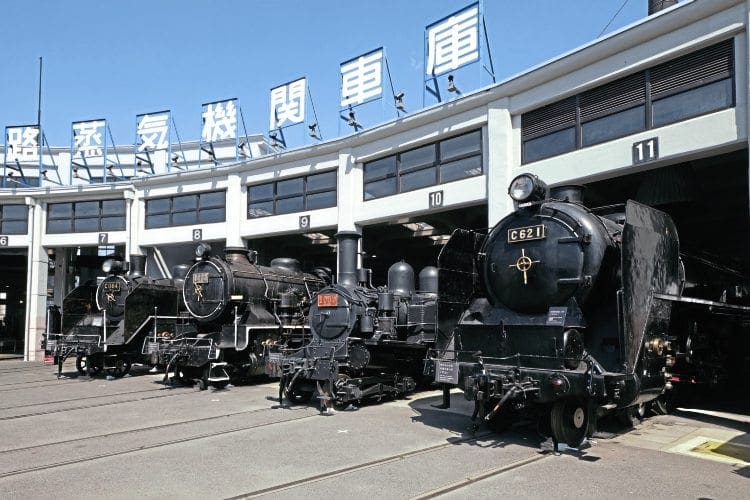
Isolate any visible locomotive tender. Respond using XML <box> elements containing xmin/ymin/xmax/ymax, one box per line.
<box><xmin>47</xmin><ymin>254</ymin><xmax>186</xmax><ymax>379</ymax></box>
<box><xmin>156</xmin><ymin>244</ymin><xmax>330</xmax><ymax>389</ymax></box>
<box><xmin>271</xmin><ymin>232</ymin><xmax>438</xmax><ymax>410</ymax></box>
<box><xmin>430</xmin><ymin>173</ymin><xmax>687</xmax><ymax>447</ymax></box>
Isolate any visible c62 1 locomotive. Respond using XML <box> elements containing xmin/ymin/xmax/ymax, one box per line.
<box><xmin>155</xmin><ymin>245</ymin><xmax>330</xmax><ymax>389</ymax></box>
<box><xmin>271</xmin><ymin>232</ymin><xmax>437</xmax><ymax>410</ymax></box>
<box><xmin>430</xmin><ymin>174</ymin><xmax>687</xmax><ymax>448</ymax></box>
<box><xmin>47</xmin><ymin>254</ymin><xmax>185</xmax><ymax>378</ymax></box>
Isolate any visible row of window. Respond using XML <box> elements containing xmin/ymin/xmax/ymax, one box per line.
<box><xmin>48</xmin><ymin>200</ymin><xmax>127</xmax><ymax>233</ymax></box>
<box><xmin>145</xmin><ymin>191</ymin><xmax>226</xmax><ymax>229</ymax></box>
<box><xmin>0</xmin><ymin>205</ymin><xmax>28</xmax><ymax>234</ymax></box>
<box><xmin>248</xmin><ymin>170</ymin><xmax>336</xmax><ymax>218</ymax></box>
<box><xmin>521</xmin><ymin>39</ymin><xmax>735</xmax><ymax>163</ymax></box>
<box><xmin>363</xmin><ymin>130</ymin><xmax>483</xmax><ymax>200</ymax></box>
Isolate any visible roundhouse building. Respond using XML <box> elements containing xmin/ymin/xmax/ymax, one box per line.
<box><xmin>1</xmin><ymin>0</ymin><xmax>748</xmax><ymax>361</ymax></box>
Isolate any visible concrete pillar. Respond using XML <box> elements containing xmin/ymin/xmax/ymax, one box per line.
<box><xmin>24</xmin><ymin>196</ymin><xmax>47</xmax><ymax>361</ymax></box>
<box><xmin>486</xmin><ymin>98</ymin><xmax>515</xmax><ymax>227</ymax></box>
<box><xmin>224</xmin><ymin>173</ymin><xmax>244</xmax><ymax>247</ymax></box>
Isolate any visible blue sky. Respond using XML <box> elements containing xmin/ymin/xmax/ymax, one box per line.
<box><xmin>0</xmin><ymin>0</ymin><xmax>652</xmax><ymax>149</ymax></box>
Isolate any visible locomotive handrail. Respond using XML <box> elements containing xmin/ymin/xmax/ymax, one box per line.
<box><xmin>132</xmin><ymin>314</ymin><xmax>183</xmax><ymax>342</ymax></box>
<box><xmin>653</xmin><ymin>292</ymin><xmax>750</xmax><ymax>313</ymax></box>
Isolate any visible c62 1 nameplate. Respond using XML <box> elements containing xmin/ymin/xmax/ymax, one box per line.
<box><xmin>507</xmin><ymin>224</ymin><xmax>546</xmax><ymax>243</ymax></box>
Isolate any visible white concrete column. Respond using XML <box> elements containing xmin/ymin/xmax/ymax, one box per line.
<box><xmin>24</xmin><ymin>196</ymin><xmax>48</xmax><ymax>361</ymax></box>
<box><xmin>336</xmin><ymin>148</ymin><xmax>360</xmax><ymax>233</ymax></box>
<box><xmin>486</xmin><ymin>98</ymin><xmax>515</xmax><ymax>227</ymax></box>
<box><xmin>224</xmin><ymin>173</ymin><xmax>244</xmax><ymax>247</ymax></box>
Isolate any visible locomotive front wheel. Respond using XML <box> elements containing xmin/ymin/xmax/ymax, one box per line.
<box><xmin>284</xmin><ymin>385</ymin><xmax>314</xmax><ymax>404</ymax></box>
<box><xmin>550</xmin><ymin>398</ymin><xmax>589</xmax><ymax>448</ymax></box>
<box><xmin>76</xmin><ymin>355</ymin><xmax>103</xmax><ymax>377</ymax></box>
<box><xmin>617</xmin><ymin>403</ymin><xmax>646</xmax><ymax>428</ymax></box>
<box><xmin>109</xmin><ymin>359</ymin><xmax>132</xmax><ymax>378</ymax></box>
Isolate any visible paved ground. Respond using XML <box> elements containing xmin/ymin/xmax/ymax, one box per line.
<box><xmin>0</xmin><ymin>359</ymin><xmax>748</xmax><ymax>499</ymax></box>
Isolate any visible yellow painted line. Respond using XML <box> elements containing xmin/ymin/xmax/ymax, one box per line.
<box><xmin>691</xmin><ymin>440</ymin><xmax>750</xmax><ymax>464</ymax></box>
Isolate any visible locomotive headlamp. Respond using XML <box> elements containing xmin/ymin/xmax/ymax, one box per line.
<box><xmin>102</xmin><ymin>258</ymin><xmax>124</xmax><ymax>274</ymax></box>
<box><xmin>195</xmin><ymin>243</ymin><xmax>212</xmax><ymax>259</ymax></box>
<box><xmin>508</xmin><ymin>174</ymin><xmax>547</xmax><ymax>203</ymax></box>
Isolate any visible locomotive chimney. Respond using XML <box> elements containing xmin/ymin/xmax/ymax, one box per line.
<box><xmin>335</xmin><ymin>231</ymin><xmax>361</xmax><ymax>288</ymax></box>
<box><xmin>129</xmin><ymin>254</ymin><xmax>146</xmax><ymax>276</ymax></box>
<box><xmin>648</xmin><ymin>0</ymin><xmax>677</xmax><ymax>15</ymax></box>
<box><xmin>550</xmin><ymin>185</ymin><xmax>584</xmax><ymax>203</ymax></box>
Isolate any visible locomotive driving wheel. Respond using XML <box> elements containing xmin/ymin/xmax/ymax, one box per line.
<box><xmin>76</xmin><ymin>355</ymin><xmax>103</xmax><ymax>376</ymax></box>
<box><xmin>550</xmin><ymin>398</ymin><xmax>590</xmax><ymax>448</ymax></box>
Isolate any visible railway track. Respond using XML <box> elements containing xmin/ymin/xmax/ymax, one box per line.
<box><xmin>0</xmin><ymin>386</ymin><xmax>193</xmax><ymax>421</ymax></box>
<box><xmin>224</xmin><ymin>430</ymin><xmax>551</xmax><ymax>499</ymax></box>
<box><xmin>0</xmin><ymin>406</ymin><xmax>319</xmax><ymax>479</ymax></box>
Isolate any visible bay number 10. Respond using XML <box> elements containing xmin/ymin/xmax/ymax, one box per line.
<box><xmin>632</xmin><ymin>137</ymin><xmax>659</xmax><ymax>165</ymax></box>
<box><xmin>428</xmin><ymin>190</ymin><xmax>444</xmax><ymax>209</ymax></box>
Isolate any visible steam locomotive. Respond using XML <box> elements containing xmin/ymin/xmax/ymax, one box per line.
<box><xmin>46</xmin><ymin>254</ymin><xmax>188</xmax><ymax>379</ymax></box>
<box><xmin>270</xmin><ymin>232</ymin><xmax>438</xmax><ymax>410</ymax></box>
<box><xmin>429</xmin><ymin>173</ymin><xmax>749</xmax><ymax>448</ymax></box>
<box><xmin>154</xmin><ymin>244</ymin><xmax>330</xmax><ymax>389</ymax></box>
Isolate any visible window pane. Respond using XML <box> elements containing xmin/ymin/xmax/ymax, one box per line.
<box><xmin>74</xmin><ymin>218</ymin><xmax>99</xmax><ymax>232</ymax></box>
<box><xmin>172</xmin><ymin>195</ymin><xmax>197</xmax><ymax>211</ymax></box>
<box><xmin>652</xmin><ymin>79</ymin><xmax>733</xmax><ymax>128</ymax></box>
<box><xmin>75</xmin><ymin>201</ymin><xmax>99</xmax><ymax>217</ymax></box>
<box><xmin>276</xmin><ymin>178</ymin><xmax>304</xmax><ymax>197</ymax></box>
<box><xmin>146</xmin><ymin>214</ymin><xmax>169</xmax><ymax>229</ymax></box>
<box><xmin>440</xmin><ymin>156</ymin><xmax>483</xmax><ymax>183</ymax></box>
<box><xmin>581</xmin><ymin>106</ymin><xmax>645</xmax><ymax>147</ymax></box>
<box><xmin>47</xmin><ymin>219</ymin><xmax>72</xmax><ymax>233</ymax></box>
<box><xmin>400</xmin><ymin>145</ymin><xmax>435</xmax><ymax>173</ymax></box>
<box><xmin>199</xmin><ymin>208</ymin><xmax>225</xmax><ymax>224</ymax></box>
<box><xmin>146</xmin><ymin>198</ymin><xmax>170</xmax><ymax>214</ymax></box>
<box><xmin>101</xmin><ymin>199</ymin><xmax>125</xmax><ymax>216</ymax></box>
<box><xmin>1</xmin><ymin>220</ymin><xmax>27</xmax><ymax>234</ymax></box>
<box><xmin>440</xmin><ymin>131</ymin><xmax>481</xmax><ymax>161</ymax></box>
<box><xmin>400</xmin><ymin>167</ymin><xmax>437</xmax><ymax>192</ymax></box>
<box><xmin>364</xmin><ymin>156</ymin><xmax>397</xmax><ymax>182</ymax></box>
<box><xmin>275</xmin><ymin>196</ymin><xmax>304</xmax><ymax>214</ymax></box>
<box><xmin>2</xmin><ymin>205</ymin><xmax>27</xmax><ymax>219</ymax></box>
<box><xmin>200</xmin><ymin>191</ymin><xmax>225</xmax><ymax>208</ymax></box>
<box><xmin>172</xmin><ymin>211</ymin><xmax>197</xmax><ymax>226</ymax></box>
<box><xmin>248</xmin><ymin>183</ymin><xmax>274</xmax><ymax>201</ymax></box>
<box><xmin>248</xmin><ymin>201</ymin><xmax>274</xmax><ymax>218</ymax></box>
<box><xmin>307</xmin><ymin>171</ymin><xmax>337</xmax><ymax>192</ymax></box>
<box><xmin>48</xmin><ymin>203</ymin><xmax>73</xmax><ymax>218</ymax></box>
<box><xmin>100</xmin><ymin>216</ymin><xmax>126</xmax><ymax>231</ymax></box>
<box><xmin>522</xmin><ymin>127</ymin><xmax>575</xmax><ymax>163</ymax></box>
<box><xmin>364</xmin><ymin>178</ymin><xmax>397</xmax><ymax>200</ymax></box>
<box><xmin>306</xmin><ymin>191</ymin><xmax>336</xmax><ymax>210</ymax></box>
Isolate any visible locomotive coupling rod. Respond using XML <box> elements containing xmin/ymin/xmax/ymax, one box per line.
<box><xmin>484</xmin><ymin>386</ymin><xmax>519</xmax><ymax>422</ymax></box>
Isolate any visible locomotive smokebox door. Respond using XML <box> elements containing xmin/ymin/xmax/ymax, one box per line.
<box><xmin>620</xmin><ymin>201</ymin><xmax>680</xmax><ymax>373</ymax></box>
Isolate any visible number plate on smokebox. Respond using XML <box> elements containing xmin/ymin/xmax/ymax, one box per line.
<box><xmin>317</xmin><ymin>293</ymin><xmax>338</xmax><ymax>307</ymax></box>
<box><xmin>507</xmin><ymin>224</ymin><xmax>546</xmax><ymax>243</ymax></box>
<box><xmin>192</xmin><ymin>272</ymin><xmax>209</xmax><ymax>284</ymax></box>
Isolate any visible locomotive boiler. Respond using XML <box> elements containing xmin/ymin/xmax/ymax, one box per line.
<box><xmin>157</xmin><ymin>244</ymin><xmax>330</xmax><ymax>389</ymax></box>
<box><xmin>47</xmin><ymin>254</ymin><xmax>186</xmax><ymax>379</ymax></box>
<box><xmin>430</xmin><ymin>173</ymin><xmax>684</xmax><ymax>448</ymax></box>
<box><xmin>271</xmin><ymin>232</ymin><xmax>437</xmax><ymax>410</ymax></box>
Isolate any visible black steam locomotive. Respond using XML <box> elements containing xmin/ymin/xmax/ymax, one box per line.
<box><xmin>46</xmin><ymin>254</ymin><xmax>187</xmax><ymax>379</ymax></box>
<box><xmin>430</xmin><ymin>174</ymin><xmax>679</xmax><ymax>447</ymax></box>
<box><xmin>270</xmin><ymin>232</ymin><xmax>437</xmax><ymax>410</ymax></box>
<box><xmin>154</xmin><ymin>244</ymin><xmax>330</xmax><ymax>389</ymax></box>
<box><xmin>429</xmin><ymin>173</ymin><xmax>750</xmax><ymax>448</ymax></box>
